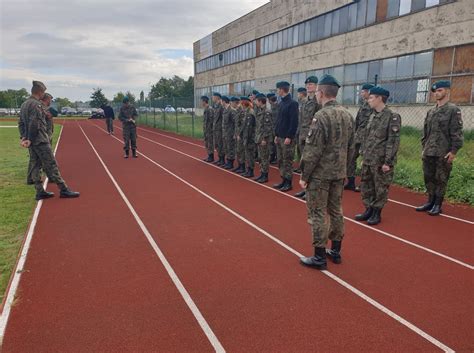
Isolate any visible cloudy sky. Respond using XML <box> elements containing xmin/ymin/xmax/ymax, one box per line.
<box><xmin>0</xmin><ymin>0</ymin><xmax>268</xmax><ymax>102</ymax></box>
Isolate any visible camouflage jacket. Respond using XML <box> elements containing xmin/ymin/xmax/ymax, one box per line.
<box><xmin>212</xmin><ymin>103</ymin><xmax>223</xmax><ymax>129</ymax></box>
<box><xmin>19</xmin><ymin>96</ymin><xmax>50</xmax><ymax>145</ymax></box>
<box><xmin>301</xmin><ymin>100</ymin><xmax>354</xmax><ymax>182</ymax></box>
<box><xmin>255</xmin><ymin>108</ymin><xmax>274</xmax><ymax>143</ymax></box>
<box><xmin>354</xmin><ymin>100</ymin><xmax>373</xmax><ymax>144</ymax></box>
<box><xmin>361</xmin><ymin>106</ymin><xmax>401</xmax><ymax>166</ymax></box>
<box><xmin>222</xmin><ymin>105</ymin><xmax>234</xmax><ymax>138</ymax></box>
<box><xmin>270</xmin><ymin>103</ymin><xmax>279</xmax><ymax>130</ymax></box>
<box><xmin>422</xmin><ymin>102</ymin><xmax>463</xmax><ymax>157</ymax></box>
<box><xmin>297</xmin><ymin>97</ymin><xmax>307</xmax><ymax>135</ymax></box>
<box><xmin>203</xmin><ymin>106</ymin><xmax>213</xmax><ymax>132</ymax></box>
<box><xmin>242</xmin><ymin>107</ymin><xmax>256</xmax><ymax>145</ymax></box>
<box><xmin>299</xmin><ymin>94</ymin><xmax>320</xmax><ymax>141</ymax></box>
<box><xmin>234</xmin><ymin>106</ymin><xmax>245</xmax><ymax>138</ymax></box>
<box><xmin>119</xmin><ymin>104</ymin><xmax>138</xmax><ymax>124</ymax></box>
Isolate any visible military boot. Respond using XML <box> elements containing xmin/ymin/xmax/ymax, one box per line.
<box><xmin>416</xmin><ymin>195</ymin><xmax>435</xmax><ymax>212</ymax></box>
<box><xmin>273</xmin><ymin>178</ymin><xmax>285</xmax><ymax>189</ymax></box>
<box><xmin>132</xmin><ymin>149</ymin><xmax>138</xmax><ymax>158</ymax></box>
<box><xmin>355</xmin><ymin>207</ymin><xmax>373</xmax><ymax>221</ymax></box>
<box><xmin>60</xmin><ymin>188</ymin><xmax>80</xmax><ymax>198</ymax></box>
<box><xmin>232</xmin><ymin>163</ymin><xmax>244</xmax><ymax>173</ymax></box>
<box><xmin>257</xmin><ymin>172</ymin><xmax>268</xmax><ymax>183</ymax></box>
<box><xmin>205</xmin><ymin>154</ymin><xmax>214</xmax><ymax>163</ymax></box>
<box><xmin>300</xmin><ymin>247</ymin><xmax>327</xmax><ymax>270</ymax></box>
<box><xmin>35</xmin><ymin>190</ymin><xmax>55</xmax><ymax>201</ymax></box>
<box><xmin>428</xmin><ymin>197</ymin><xmax>443</xmax><ymax>216</ymax></box>
<box><xmin>367</xmin><ymin>208</ymin><xmax>382</xmax><ymax>225</ymax></box>
<box><xmin>243</xmin><ymin>168</ymin><xmax>254</xmax><ymax>178</ymax></box>
<box><xmin>279</xmin><ymin>178</ymin><xmax>292</xmax><ymax>192</ymax></box>
<box><xmin>344</xmin><ymin>177</ymin><xmax>356</xmax><ymax>191</ymax></box>
<box><xmin>326</xmin><ymin>240</ymin><xmax>342</xmax><ymax>264</ymax></box>
<box><xmin>124</xmin><ymin>149</ymin><xmax>129</xmax><ymax>159</ymax></box>
<box><xmin>294</xmin><ymin>190</ymin><xmax>306</xmax><ymax>198</ymax></box>
<box><xmin>223</xmin><ymin>159</ymin><xmax>234</xmax><ymax>170</ymax></box>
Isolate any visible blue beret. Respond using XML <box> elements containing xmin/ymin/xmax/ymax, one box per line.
<box><xmin>255</xmin><ymin>93</ymin><xmax>266</xmax><ymax>99</ymax></box>
<box><xmin>200</xmin><ymin>95</ymin><xmax>209</xmax><ymax>102</ymax></box>
<box><xmin>431</xmin><ymin>80</ymin><xmax>451</xmax><ymax>92</ymax></box>
<box><xmin>123</xmin><ymin>96</ymin><xmax>130</xmax><ymax>103</ymax></box>
<box><xmin>297</xmin><ymin>87</ymin><xmax>307</xmax><ymax>93</ymax></box>
<box><xmin>212</xmin><ymin>92</ymin><xmax>222</xmax><ymax>98</ymax></box>
<box><xmin>318</xmin><ymin>74</ymin><xmax>341</xmax><ymax>88</ymax></box>
<box><xmin>221</xmin><ymin>96</ymin><xmax>230</xmax><ymax>103</ymax></box>
<box><xmin>266</xmin><ymin>93</ymin><xmax>276</xmax><ymax>98</ymax></box>
<box><xmin>230</xmin><ymin>96</ymin><xmax>240</xmax><ymax>102</ymax></box>
<box><xmin>305</xmin><ymin>76</ymin><xmax>318</xmax><ymax>84</ymax></box>
<box><xmin>252</xmin><ymin>90</ymin><xmax>260</xmax><ymax>95</ymax></box>
<box><xmin>361</xmin><ymin>83</ymin><xmax>375</xmax><ymax>91</ymax></box>
<box><xmin>369</xmin><ymin>86</ymin><xmax>390</xmax><ymax>97</ymax></box>
<box><xmin>240</xmin><ymin>96</ymin><xmax>250</xmax><ymax>101</ymax></box>
<box><xmin>276</xmin><ymin>81</ymin><xmax>290</xmax><ymax>89</ymax></box>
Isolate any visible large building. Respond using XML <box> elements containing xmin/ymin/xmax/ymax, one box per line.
<box><xmin>193</xmin><ymin>0</ymin><xmax>474</xmax><ymax>124</ymax></box>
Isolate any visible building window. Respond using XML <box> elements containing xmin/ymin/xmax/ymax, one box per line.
<box><xmin>387</xmin><ymin>0</ymin><xmax>401</xmax><ymax>18</ymax></box>
<box><xmin>397</xmin><ymin>54</ymin><xmax>414</xmax><ymax>78</ymax></box>
<box><xmin>304</xmin><ymin>21</ymin><xmax>311</xmax><ymax>43</ymax></box>
<box><xmin>332</xmin><ymin>10</ymin><xmax>340</xmax><ymax>35</ymax></box>
<box><xmin>368</xmin><ymin>60</ymin><xmax>381</xmax><ymax>82</ymax></box>
<box><xmin>356</xmin><ymin>0</ymin><xmax>368</xmax><ymax>28</ymax></box>
<box><xmin>333</xmin><ymin>66</ymin><xmax>344</xmax><ymax>83</ymax></box>
<box><xmin>356</xmin><ymin>62</ymin><xmax>369</xmax><ymax>82</ymax></box>
<box><xmin>414</xmin><ymin>51</ymin><xmax>433</xmax><ymax>76</ymax></box>
<box><xmin>348</xmin><ymin>3</ymin><xmax>358</xmax><ymax>31</ymax></box>
<box><xmin>339</xmin><ymin>6</ymin><xmax>349</xmax><ymax>33</ymax></box>
<box><xmin>345</xmin><ymin>64</ymin><xmax>357</xmax><ymax>84</ymax></box>
<box><xmin>367</xmin><ymin>0</ymin><xmax>377</xmax><ymax>24</ymax></box>
<box><xmin>399</xmin><ymin>0</ymin><xmax>412</xmax><ymax>15</ymax></box>
<box><xmin>381</xmin><ymin>57</ymin><xmax>397</xmax><ymax>79</ymax></box>
<box><xmin>411</xmin><ymin>0</ymin><xmax>426</xmax><ymax>11</ymax></box>
<box><xmin>323</xmin><ymin>14</ymin><xmax>332</xmax><ymax>38</ymax></box>
<box><xmin>426</xmin><ymin>0</ymin><xmax>439</xmax><ymax>6</ymax></box>
<box><xmin>416</xmin><ymin>79</ymin><xmax>430</xmax><ymax>103</ymax></box>
<box><xmin>343</xmin><ymin>85</ymin><xmax>356</xmax><ymax>104</ymax></box>
<box><xmin>453</xmin><ymin>44</ymin><xmax>474</xmax><ymax>74</ymax></box>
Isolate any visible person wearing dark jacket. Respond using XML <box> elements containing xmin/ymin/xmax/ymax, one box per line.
<box><xmin>273</xmin><ymin>81</ymin><xmax>298</xmax><ymax>192</ymax></box>
<box><xmin>101</xmin><ymin>104</ymin><xmax>115</xmax><ymax>134</ymax></box>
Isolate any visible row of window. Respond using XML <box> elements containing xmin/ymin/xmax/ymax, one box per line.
<box><xmin>195</xmin><ymin>0</ymin><xmax>446</xmax><ymax>74</ymax></box>
<box><xmin>196</xmin><ymin>41</ymin><xmax>256</xmax><ymax>74</ymax></box>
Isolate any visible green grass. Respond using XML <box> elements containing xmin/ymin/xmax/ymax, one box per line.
<box><xmin>137</xmin><ymin>113</ymin><xmax>204</xmax><ymax>139</ymax></box>
<box><xmin>0</xmin><ymin>124</ymin><xmax>61</xmax><ymax>301</ymax></box>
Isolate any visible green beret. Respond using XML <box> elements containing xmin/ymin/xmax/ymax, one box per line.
<box><xmin>361</xmin><ymin>83</ymin><xmax>374</xmax><ymax>91</ymax></box>
<box><xmin>369</xmin><ymin>86</ymin><xmax>390</xmax><ymax>97</ymax></box>
<box><xmin>221</xmin><ymin>96</ymin><xmax>230</xmax><ymax>103</ymax></box>
<box><xmin>255</xmin><ymin>93</ymin><xmax>266</xmax><ymax>99</ymax></box>
<box><xmin>240</xmin><ymin>96</ymin><xmax>250</xmax><ymax>101</ymax></box>
<box><xmin>212</xmin><ymin>92</ymin><xmax>222</xmax><ymax>98</ymax></box>
<box><xmin>297</xmin><ymin>87</ymin><xmax>307</xmax><ymax>93</ymax></box>
<box><xmin>252</xmin><ymin>90</ymin><xmax>260</xmax><ymax>95</ymax></box>
<box><xmin>32</xmin><ymin>80</ymin><xmax>47</xmax><ymax>91</ymax></box>
<box><xmin>318</xmin><ymin>74</ymin><xmax>341</xmax><ymax>88</ymax></box>
<box><xmin>200</xmin><ymin>95</ymin><xmax>209</xmax><ymax>102</ymax></box>
<box><xmin>431</xmin><ymin>80</ymin><xmax>451</xmax><ymax>92</ymax></box>
<box><xmin>305</xmin><ymin>76</ymin><xmax>318</xmax><ymax>84</ymax></box>
<box><xmin>230</xmin><ymin>96</ymin><xmax>240</xmax><ymax>102</ymax></box>
<box><xmin>122</xmin><ymin>96</ymin><xmax>130</xmax><ymax>103</ymax></box>
<box><xmin>266</xmin><ymin>93</ymin><xmax>276</xmax><ymax>98</ymax></box>
<box><xmin>49</xmin><ymin>107</ymin><xmax>59</xmax><ymax>117</ymax></box>
<box><xmin>276</xmin><ymin>81</ymin><xmax>290</xmax><ymax>89</ymax></box>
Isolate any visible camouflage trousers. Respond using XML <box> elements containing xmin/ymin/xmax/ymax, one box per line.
<box><xmin>422</xmin><ymin>156</ymin><xmax>453</xmax><ymax>199</ymax></box>
<box><xmin>257</xmin><ymin>142</ymin><xmax>270</xmax><ymax>173</ymax></box>
<box><xmin>236</xmin><ymin>138</ymin><xmax>245</xmax><ymax>164</ymax></box>
<box><xmin>122</xmin><ymin>123</ymin><xmax>137</xmax><ymax>151</ymax></box>
<box><xmin>276</xmin><ymin>137</ymin><xmax>296</xmax><ymax>180</ymax></box>
<box><xmin>223</xmin><ymin>133</ymin><xmax>236</xmax><ymax>160</ymax></box>
<box><xmin>28</xmin><ymin>143</ymin><xmax>67</xmax><ymax>192</ymax></box>
<box><xmin>204</xmin><ymin>123</ymin><xmax>214</xmax><ymax>155</ymax></box>
<box><xmin>361</xmin><ymin>163</ymin><xmax>394</xmax><ymax>209</ymax></box>
<box><xmin>244</xmin><ymin>141</ymin><xmax>256</xmax><ymax>169</ymax></box>
<box><xmin>298</xmin><ymin>138</ymin><xmax>307</xmax><ymax>170</ymax></box>
<box><xmin>347</xmin><ymin>142</ymin><xmax>361</xmax><ymax>178</ymax></box>
<box><xmin>106</xmin><ymin>118</ymin><xmax>114</xmax><ymax>133</ymax></box>
<box><xmin>306</xmin><ymin>178</ymin><xmax>345</xmax><ymax>248</ymax></box>
<box><xmin>213</xmin><ymin>123</ymin><xmax>224</xmax><ymax>157</ymax></box>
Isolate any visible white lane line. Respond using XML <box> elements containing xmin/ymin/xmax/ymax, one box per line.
<box><xmin>101</xmin><ymin>122</ymin><xmax>455</xmax><ymax>353</ymax></box>
<box><xmin>135</xmin><ymin>125</ymin><xmax>473</xmax><ymax>225</ymax></box>
<box><xmin>107</xmin><ymin>123</ymin><xmax>473</xmax><ymax>270</ymax></box>
<box><xmin>0</xmin><ymin>126</ymin><xmax>17</xmax><ymax>128</ymax></box>
<box><xmin>0</xmin><ymin>126</ymin><xmax>64</xmax><ymax>343</ymax></box>
<box><xmin>78</xmin><ymin>123</ymin><xmax>225</xmax><ymax>353</ymax></box>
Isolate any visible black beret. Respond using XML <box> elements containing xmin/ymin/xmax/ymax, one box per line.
<box><xmin>305</xmin><ymin>76</ymin><xmax>318</xmax><ymax>84</ymax></box>
<box><xmin>361</xmin><ymin>83</ymin><xmax>375</xmax><ymax>91</ymax></box>
<box><xmin>297</xmin><ymin>87</ymin><xmax>307</xmax><ymax>93</ymax></box>
<box><xmin>431</xmin><ymin>80</ymin><xmax>451</xmax><ymax>92</ymax></box>
<box><xmin>369</xmin><ymin>86</ymin><xmax>390</xmax><ymax>97</ymax></box>
<box><xmin>276</xmin><ymin>81</ymin><xmax>290</xmax><ymax>89</ymax></box>
<box><xmin>318</xmin><ymin>74</ymin><xmax>341</xmax><ymax>88</ymax></box>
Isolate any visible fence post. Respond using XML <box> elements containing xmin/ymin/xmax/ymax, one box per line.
<box><xmin>191</xmin><ymin>111</ymin><xmax>195</xmax><ymax>137</ymax></box>
<box><xmin>153</xmin><ymin>105</ymin><xmax>156</xmax><ymax>128</ymax></box>
<box><xmin>174</xmin><ymin>97</ymin><xmax>178</xmax><ymax>133</ymax></box>
<box><xmin>164</xmin><ymin>111</ymin><xmax>167</xmax><ymax>130</ymax></box>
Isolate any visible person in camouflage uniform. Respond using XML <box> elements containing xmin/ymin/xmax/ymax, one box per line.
<box><xmin>254</xmin><ymin>94</ymin><xmax>274</xmax><ymax>183</ymax></box>
<box><xmin>240</xmin><ymin>97</ymin><xmax>256</xmax><ymax>178</ymax></box>
<box><xmin>19</xmin><ymin>81</ymin><xmax>79</xmax><ymax>200</ymax></box>
<box><xmin>294</xmin><ymin>76</ymin><xmax>321</xmax><ymax>199</ymax></box>
<box><xmin>212</xmin><ymin>92</ymin><xmax>225</xmax><ymax>166</ymax></box>
<box><xmin>295</xmin><ymin>87</ymin><xmax>308</xmax><ymax>173</ymax></box>
<box><xmin>201</xmin><ymin>96</ymin><xmax>214</xmax><ymax>162</ymax></box>
<box><xmin>355</xmin><ymin>87</ymin><xmax>401</xmax><ymax>226</ymax></box>
<box><xmin>232</xmin><ymin>98</ymin><xmax>246</xmax><ymax>174</ymax></box>
<box><xmin>299</xmin><ymin>75</ymin><xmax>354</xmax><ymax>270</ymax></box>
<box><xmin>221</xmin><ymin>96</ymin><xmax>236</xmax><ymax>169</ymax></box>
<box><xmin>267</xmin><ymin>93</ymin><xmax>279</xmax><ymax>164</ymax></box>
<box><xmin>119</xmin><ymin>96</ymin><xmax>138</xmax><ymax>158</ymax></box>
<box><xmin>345</xmin><ymin>83</ymin><xmax>374</xmax><ymax>192</ymax></box>
<box><xmin>40</xmin><ymin>93</ymin><xmax>58</xmax><ymax>143</ymax></box>
<box><xmin>416</xmin><ymin>80</ymin><xmax>463</xmax><ymax>216</ymax></box>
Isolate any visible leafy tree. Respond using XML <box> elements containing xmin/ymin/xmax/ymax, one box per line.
<box><xmin>90</xmin><ymin>88</ymin><xmax>108</xmax><ymax>108</ymax></box>
<box><xmin>149</xmin><ymin>76</ymin><xmax>194</xmax><ymax>100</ymax></box>
<box><xmin>53</xmin><ymin>97</ymin><xmax>73</xmax><ymax>110</ymax></box>
<box><xmin>0</xmin><ymin>88</ymin><xmax>29</xmax><ymax>108</ymax></box>
<box><xmin>140</xmin><ymin>91</ymin><xmax>145</xmax><ymax>102</ymax></box>
<box><xmin>113</xmin><ymin>91</ymin><xmax>135</xmax><ymax>104</ymax></box>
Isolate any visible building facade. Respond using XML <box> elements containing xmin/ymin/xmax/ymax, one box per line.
<box><xmin>193</xmin><ymin>0</ymin><xmax>474</xmax><ymax>125</ymax></box>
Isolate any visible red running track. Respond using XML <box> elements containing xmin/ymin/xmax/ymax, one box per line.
<box><xmin>1</xmin><ymin>120</ymin><xmax>472</xmax><ymax>352</ymax></box>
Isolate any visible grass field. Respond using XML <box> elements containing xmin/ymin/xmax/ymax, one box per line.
<box><xmin>0</xmin><ymin>121</ymin><xmax>61</xmax><ymax>301</ymax></box>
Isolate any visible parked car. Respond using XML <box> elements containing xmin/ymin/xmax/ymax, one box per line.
<box><xmin>0</xmin><ymin>108</ymin><xmax>8</xmax><ymax>116</ymax></box>
<box><xmin>176</xmin><ymin>107</ymin><xmax>186</xmax><ymax>113</ymax></box>
<box><xmin>185</xmin><ymin>108</ymin><xmax>194</xmax><ymax>114</ymax></box>
<box><xmin>82</xmin><ymin>109</ymin><xmax>92</xmax><ymax>115</ymax></box>
<box><xmin>164</xmin><ymin>105</ymin><xmax>176</xmax><ymax>113</ymax></box>
<box><xmin>89</xmin><ymin>108</ymin><xmax>105</xmax><ymax>119</ymax></box>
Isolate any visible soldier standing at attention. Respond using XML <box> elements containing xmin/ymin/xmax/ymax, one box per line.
<box><xmin>201</xmin><ymin>95</ymin><xmax>214</xmax><ymax>162</ymax></box>
<box><xmin>355</xmin><ymin>87</ymin><xmax>401</xmax><ymax>225</ymax></box>
<box><xmin>299</xmin><ymin>75</ymin><xmax>354</xmax><ymax>270</ymax></box>
<box><xmin>221</xmin><ymin>96</ymin><xmax>235</xmax><ymax>169</ymax></box>
<box><xmin>19</xmin><ymin>81</ymin><xmax>79</xmax><ymax>200</ymax></box>
<box><xmin>232</xmin><ymin>97</ymin><xmax>246</xmax><ymax>174</ymax></box>
<box><xmin>294</xmin><ymin>87</ymin><xmax>308</xmax><ymax>173</ymax></box>
<box><xmin>273</xmin><ymin>81</ymin><xmax>298</xmax><ymax>192</ymax></box>
<box><xmin>212</xmin><ymin>92</ymin><xmax>225</xmax><ymax>166</ymax></box>
<box><xmin>416</xmin><ymin>80</ymin><xmax>463</xmax><ymax>216</ymax></box>
<box><xmin>345</xmin><ymin>83</ymin><xmax>374</xmax><ymax>192</ymax></box>
<box><xmin>254</xmin><ymin>93</ymin><xmax>274</xmax><ymax>183</ymax></box>
<box><xmin>40</xmin><ymin>93</ymin><xmax>58</xmax><ymax>144</ymax></box>
<box><xmin>267</xmin><ymin>93</ymin><xmax>279</xmax><ymax>165</ymax></box>
<box><xmin>295</xmin><ymin>76</ymin><xmax>321</xmax><ymax>199</ymax></box>
<box><xmin>241</xmin><ymin>97</ymin><xmax>256</xmax><ymax>178</ymax></box>
<box><xmin>101</xmin><ymin>103</ymin><xmax>115</xmax><ymax>135</ymax></box>
<box><xmin>119</xmin><ymin>96</ymin><xmax>138</xmax><ymax>158</ymax></box>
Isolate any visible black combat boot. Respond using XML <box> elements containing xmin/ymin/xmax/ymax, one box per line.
<box><xmin>257</xmin><ymin>172</ymin><xmax>269</xmax><ymax>183</ymax></box>
<box><xmin>35</xmin><ymin>190</ymin><xmax>55</xmax><ymax>201</ymax></box>
<box><xmin>355</xmin><ymin>207</ymin><xmax>373</xmax><ymax>221</ymax></box>
<box><xmin>205</xmin><ymin>154</ymin><xmax>214</xmax><ymax>163</ymax></box>
<box><xmin>243</xmin><ymin>168</ymin><xmax>254</xmax><ymax>178</ymax></box>
<box><xmin>300</xmin><ymin>247</ymin><xmax>327</xmax><ymax>270</ymax></box>
<box><xmin>253</xmin><ymin>173</ymin><xmax>264</xmax><ymax>182</ymax></box>
<box><xmin>416</xmin><ymin>195</ymin><xmax>435</xmax><ymax>212</ymax></box>
<box><xmin>344</xmin><ymin>177</ymin><xmax>356</xmax><ymax>191</ymax></box>
<box><xmin>223</xmin><ymin>159</ymin><xmax>234</xmax><ymax>170</ymax></box>
<box><xmin>293</xmin><ymin>167</ymin><xmax>302</xmax><ymax>174</ymax></box>
<box><xmin>428</xmin><ymin>197</ymin><xmax>443</xmax><ymax>216</ymax></box>
<box><xmin>279</xmin><ymin>178</ymin><xmax>292</xmax><ymax>192</ymax></box>
<box><xmin>132</xmin><ymin>149</ymin><xmax>138</xmax><ymax>158</ymax></box>
<box><xmin>367</xmin><ymin>208</ymin><xmax>382</xmax><ymax>225</ymax></box>
<box><xmin>326</xmin><ymin>240</ymin><xmax>342</xmax><ymax>264</ymax></box>
<box><xmin>273</xmin><ymin>178</ymin><xmax>285</xmax><ymax>189</ymax></box>
<box><xmin>60</xmin><ymin>188</ymin><xmax>80</xmax><ymax>198</ymax></box>
<box><xmin>294</xmin><ymin>190</ymin><xmax>306</xmax><ymax>198</ymax></box>
<box><xmin>232</xmin><ymin>163</ymin><xmax>243</xmax><ymax>173</ymax></box>
<box><xmin>124</xmin><ymin>150</ymin><xmax>129</xmax><ymax>159</ymax></box>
